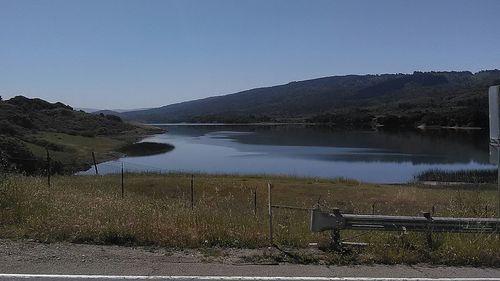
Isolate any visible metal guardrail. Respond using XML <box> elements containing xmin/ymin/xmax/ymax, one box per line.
<box><xmin>311</xmin><ymin>209</ymin><xmax>500</xmax><ymax>233</ymax></box>
<box><xmin>311</xmin><ymin>208</ymin><xmax>500</xmax><ymax>249</ymax></box>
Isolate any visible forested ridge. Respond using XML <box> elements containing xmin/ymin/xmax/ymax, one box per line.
<box><xmin>116</xmin><ymin>70</ymin><xmax>500</xmax><ymax>128</ymax></box>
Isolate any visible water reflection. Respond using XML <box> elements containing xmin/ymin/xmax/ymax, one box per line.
<box><xmin>80</xmin><ymin>125</ymin><xmax>493</xmax><ymax>183</ymax></box>
<box><xmin>161</xmin><ymin>125</ymin><xmax>490</xmax><ymax>164</ymax></box>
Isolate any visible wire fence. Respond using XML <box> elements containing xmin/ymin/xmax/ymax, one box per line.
<box><xmin>1</xmin><ymin>150</ymin><xmax>499</xmax><ymax>249</ymax></box>
<box><xmin>0</xmin><ymin>151</ymin><xmax>171</xmax><ymax>175</ymax></box>
<box><xmin>1</xmin><ymin>149</ymin><xmax>497</xmax><ymax>218</ymax></box>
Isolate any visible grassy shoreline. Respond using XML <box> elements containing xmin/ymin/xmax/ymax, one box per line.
<box><xmin>415</xmin><ymin>169</ymin><xmax>497</xmax><ymax>184</ymax></box>
<box><xmin>0</xmin><ymin>172</ymin><xmax>498</xmax><ymax>266</ymax></box>
<box><xmin>23</xmin><ymin>124</ymin><xmax>164</xmax><ymax>173</ymax></box>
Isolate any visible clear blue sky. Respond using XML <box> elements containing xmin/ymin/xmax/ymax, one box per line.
<box><xmin>1</xmin><ymin>0</ymin><xmax>500</xmax><ymax>109</ymax></box>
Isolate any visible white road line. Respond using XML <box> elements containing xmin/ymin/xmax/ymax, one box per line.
<box><xmin>0</xmin><ymin>275</ymin><xmax>499</xmax><ymax>281</ymax></box>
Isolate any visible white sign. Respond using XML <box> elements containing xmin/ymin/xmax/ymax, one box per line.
<box><xmin>490</xmin><ymin>144</ymin><xmax>499</xmax><ymax>165</ymax></box>
<box><xmin>489</xmin><ymin>85</ymin><xmax>500</xmax><ymax>145</ymax></box>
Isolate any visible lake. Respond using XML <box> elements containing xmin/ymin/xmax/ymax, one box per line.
<box><xmin>80</xmin><ymin>124</ymin><xmax>495</xmax><ymax>183</ymax></box>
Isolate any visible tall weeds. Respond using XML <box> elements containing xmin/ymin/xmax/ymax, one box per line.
<box><xmin>0</xmin><ymin>173</ymin><xmax>498</xmax><ymax>265</ymax></box>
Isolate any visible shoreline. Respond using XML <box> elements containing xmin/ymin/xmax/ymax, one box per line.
<box><xmin>73</xmin><ymin>125</ymin><xmax>167</xmax><ymax>171</ymax></box>
<box><xmin>148</xmin><ymin>122</ymin><xmax>310</xmax><ymax>126</ymax></box>
<box><xmin>28</xmin><ymin>123</ymin><xmax>167</xmax><ymax>175</ymax></box>
<box><xmin>83</xmin><ymin>125</ymin><xmax>492</xmax><ymax>184</ymax></box>
<box><xmin>148</xmin><ymin>122</ymin><xmax>485</xmax><ymax>131</ymax></box>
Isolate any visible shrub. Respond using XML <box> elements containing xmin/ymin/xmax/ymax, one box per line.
<box><xmin>105</xmin><ymin>114</ymin><xmax>122</xmax><ymax>123</ymax></box>
<box><xmin>0</xmin><ymin>121</ymin><xmax>21</xmax><ymax>136</ymax></box>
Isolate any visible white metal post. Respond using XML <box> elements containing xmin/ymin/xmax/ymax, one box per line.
<box><xmin>489</xmin><ymin>85</ymin><xmax>500</xmax><ymax>217</ymax></box>
<box><xmin>498</xmin><ymin>148</ymin><xmax>500</xmax><ymax>217</ymax></box>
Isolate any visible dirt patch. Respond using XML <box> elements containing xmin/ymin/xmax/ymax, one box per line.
<box><xmin>0</xmin><ymin>239</ymin><xmax>283</xmax><ymax>266</ymax></box>
<box><xmin>1</xmin><ymin>239</ymin><xmax>500</xmax><ymax>278</ymax></box>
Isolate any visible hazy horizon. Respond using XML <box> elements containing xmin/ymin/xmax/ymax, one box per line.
<box><xmin>1</xmin><ymin>0</ymin><xmax>500</xmax><ymax>109</ymax></box>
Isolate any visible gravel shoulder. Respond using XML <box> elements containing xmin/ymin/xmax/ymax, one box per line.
<box><xmin>1</xmin><ymin>240</ymin><xmax>499</xmax><ymax>278</ymax></box>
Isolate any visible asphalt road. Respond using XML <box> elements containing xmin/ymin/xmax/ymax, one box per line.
<box><xmin>2</xmin><ymin>263</ymin><xmax>500</xmax><ymax>281</ymax></box>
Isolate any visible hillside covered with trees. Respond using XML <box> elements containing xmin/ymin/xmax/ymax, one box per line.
<box><xmin>117</xmin><ymin>70</ymin><xmax>500</xmax><ymax>128</ymax></box>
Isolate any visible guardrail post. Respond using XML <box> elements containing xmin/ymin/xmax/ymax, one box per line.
<box><xmin>330</xmin><ymin>208</ymin><xmax>343</xmax><ymax>250</ymax></box>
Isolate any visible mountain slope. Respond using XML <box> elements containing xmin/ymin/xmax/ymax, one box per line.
<box><xmin>120</xmin><ymin>70</ymin><xmax>500</xmax><ymax>127</ymax></box>
<box><xmin>0</xmin><ymin>96</ymin><xmax>162</xmax><ymax>174</ymax></box>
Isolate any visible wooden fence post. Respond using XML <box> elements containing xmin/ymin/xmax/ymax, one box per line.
<box><xmin>121</xmin><ymin>163</ymin><xmax>124</xmax><ymax>199</ymax></box>
<box><xmin>46</xmin><ymin>148</ymin><xmax>51</xmax><ymax>188</ymax></box>
<box><xmin>268</xmin><ymin>182</ymin><xmax>273</xmax><ymax>245</ymax></box>
<box><xmin>423</xmin><ymin>212</ymin><xmax>433</xmax><ymax>249</ymax></box>
<box><xmin>316</xmin><ymin>196</ymin><xmax>321</xmax><ymax>209</ymax></box>
<box><xmin>92</xmin><ymin>152</ymin><xmax>99</xmax><ymax>175</ymax></box>
<box><xmin>190</xmin><ymin>174</ymin><xmax>194</xmax><ymax>210</ymax></box>
<box><xmin>253</xmin><ymin>189</ymin><xmax>257</xmax><ymax>216</ymax></box>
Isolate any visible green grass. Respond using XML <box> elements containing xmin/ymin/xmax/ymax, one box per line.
<box><xmin>0</xmin><ymin>96</ymin><xmax>166</xmax><ymax>174</ymax></box>
<box><xmin>415</xmin><ymin>169</ymin><xmax>497</xmax><ymax>184</ymax></box>
<box><xmin>22</xmin><ymin>131</ymin><xmax>158</xmax><ymax>172</ymax></box>
<box><xmin>35</xmin><ymin>132</ymin><xmax>124</xmax><ymax>160</ymax></box>
<box><xmin>0</xmin><ymin>172</ymin><xmax>498</xmax><ymax>266</ymax></box>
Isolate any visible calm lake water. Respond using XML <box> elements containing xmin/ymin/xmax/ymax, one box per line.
<box><xmin>80</xmin><ymin>125</ymin><xmax>495</xmax><ymax>183</ymax></box>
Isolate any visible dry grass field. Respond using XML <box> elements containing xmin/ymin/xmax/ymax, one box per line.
<box><xmin>0</xmin><ymin>172</ymin><xmax>498</xmax><ymax>266</ymax></box>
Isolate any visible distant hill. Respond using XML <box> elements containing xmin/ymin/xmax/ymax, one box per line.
<box><xmin>76</xmin><ymin>108</ymin><xmax>152</xmax><ymax>114</ymax></box>
<box><xmin>93</xmin><ymin>108</ymin><xmax>151</xmax><ymax>115</ymax></box>
<box><xmin>0</xmin><ymin>96</ymin><xmax>134</xmax><ymax>137</ymax></box>
<box><xmin>119</xmin><ymin>70</ymin><xmax>500</xmax><ymax>128</ymax></box>
<box><xmin>0</xmin><ymin>96</ymin><xmax>161</xmax><ymax>174</ymax></box>
<box><xmin>93</xmin><ymin>109</ymin><xmax>123</xmax><ymax>116</ymax></box>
